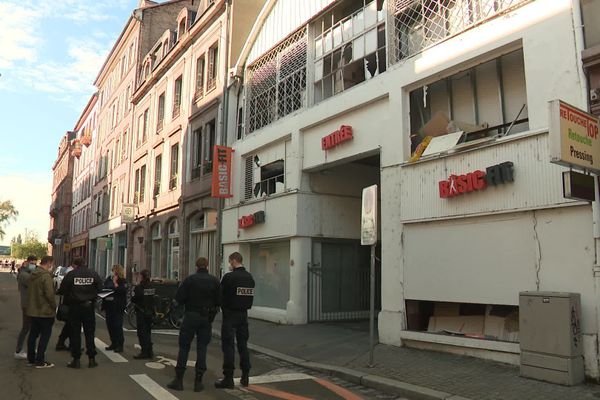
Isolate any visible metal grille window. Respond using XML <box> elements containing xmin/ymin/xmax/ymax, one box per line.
<box><xmin>207</xmin><ymin>43</ymin><xmax>219</xmax><ymax>92</ymax></box>
<box><xmin>389</xmin><ymin>0</ymin><xmax>529</xmax><ymax>64</ymax></box>
<box><xmin>243</xmin><ymin>156</ymin><xmax>254</xmax><ymax>201</ymax></box>
<box><xmin>313</xmin><ymin>0</ymin><xmax>386</xmax><ymax>103</ymax></box>
<box><xmin>195</xmin><ymin>55</ymin><xmax>205</xmax><ymax>100</ymax></box>
<box><xmin>173</xmin><ymin>76</ymin><xmax>182</xmax><ymax>118</ymax></box>
<box><xmin>157</xmin><ymin>93</ymin><xmax>165</xmax><ymax>132</ymax></box>
<box><xmin>246</xmin><ymin>29</ymin><xmax>307</xmax><ymax>134</ymax></box>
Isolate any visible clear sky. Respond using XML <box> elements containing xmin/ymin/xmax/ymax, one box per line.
<box><xmin>0</xmin><ymin>0</ymin><xmax>138</xmax><ymax>246</ymax></box>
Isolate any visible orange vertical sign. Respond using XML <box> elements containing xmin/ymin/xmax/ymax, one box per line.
<box><xmin>211</xmin><ymin>146</ymin><xmax>234</xmax><ymax>198</ymax></box>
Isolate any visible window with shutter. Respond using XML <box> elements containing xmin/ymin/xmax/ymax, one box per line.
<box><xmin>244</xmin><ymin>156</ymin><xmax>254</xmax><ymax>200</ymax></box>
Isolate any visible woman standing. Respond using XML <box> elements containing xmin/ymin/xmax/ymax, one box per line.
<box><xmin>104</xmin><ymin>265</ymin><xmax>127</xmax><ymax>352</ymax></box>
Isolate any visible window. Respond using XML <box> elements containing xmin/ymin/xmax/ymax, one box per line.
<box><xmin>140</xmin><ymin>165</ymin><xmax>146</xmax><ymax>203</ymax></box>
<box><xmin>195</xmin><ymin>55</ymin><xmax>205</xmax><ymax>100</ymax></box>
<box><xmin>137</xmin><ymin>108</ymin><xmax>149</xmax><ymax>147</ymax></box>
<box><xmin>189</xmin><ymin>211</ymin><xmax>217</xmax><ymax>276</ymax></box>
<box><xmin>250</xmin><ymin>241</ymin><xmax>290</xmax><ymax>309</ymax></box>
<box><xmin>236</xmin><ymin>107</ymin><xmax>244</xmax><ymax>140</ymax></box>
<box><xmin>178</xmin><ymin>18</ymin><xmax>187</xmax><ymax>38</ymax></box>
<box><xmin>151</xmin><ymin>223</ymin><xmax>162</xmax><ymax>277</ymax></box>
<box><xmin>207</xmin><ymin>43</ymin><xmax>218</xmax><ymax>92</ymax></box>
<box><xmin>121</xmin><ymin>131</ymin><xmax>128</xmax><ymax>161</ymax></box>
<box><xmin>313</xmin><ymin>0</ymin><xmax>386</xmax><ymax>103</ymax></box>
<box><xmin>409</xmin><ymin>49</ymin><xmax>528</xmax><ymax>156</ymax></box>
<box><xmin>154</xmin><ymin>155</ymin><xmax>162</xmax><ymax>197</ymax></box>
<box><xmin>110</xmin><ymin>185</ymin><xmax>117</xmax><ymax>216</ymax></box>
<box><xmin>114</xmin><ymin>139</ymin><xmax>120</xmax><ymax>166</ymax></box>
<box><xmin>191</xmin><ymin>127</ymin><xmax>203</xmax><ymax>179</ymax></box>
<box><xmin>246</xmin><ymin>30</ymin><xmax>307</xmax><ymax>133</ymax></box>
<box><xmin>157</xmin><ymin>93</ymin><xmax>165</xmax><ymax>132</ymax></box>
<box><xmin>253</xmin><ymin>159</ymin><xmax>285</xmax><ymax>198</ymax></box>
<box><xmin>243</xmin><ymin>156</ymin><xmax>254</xmax><ymax>200</ymax></box>
<box><xmin>167</xmin><ymin>219</ymin><xmax>180</xmax><ymax>280</ymax></box>
<box><xmin>191</xmin><ymin>119</ymin><xmax>215</xmax><ymax>180</ymax></box>
<box><xmin>169</xmin><ymin>143</ymin><xmax>179</xmax><ymax>189</ymax></box>
<box><xmin>173</xmin><ymin>76</ymin><xmax>182</xmax><ymax>118</ymax></box>
<box><xmin>134</xmin><ymin>168</ymin><xmax>140</xmax><ymax>204</ymax></box>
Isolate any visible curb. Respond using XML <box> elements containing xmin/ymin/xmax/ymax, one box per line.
<box><xmin>209</xmin><ymin>328</ymin><xmax>474</xmax><ymax>400</ymax></box>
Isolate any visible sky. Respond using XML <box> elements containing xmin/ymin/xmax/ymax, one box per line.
<box><xmin>0</xmin><ymin>0</ymin><xmax>138</xmax><ymax>246</ymax></box>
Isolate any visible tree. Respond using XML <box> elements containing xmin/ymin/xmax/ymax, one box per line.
<box><xmin>11</xmin><ymin>231</ymin><xmax>47</xmax><ymax>260</ymax></box>
<box><xmin>0</xmin><ymin>200</ymin><xmax>18</xmax><ymax>240</ymax></box>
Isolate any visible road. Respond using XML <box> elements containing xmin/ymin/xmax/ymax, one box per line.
<box><xmin>0</xmin><ymin>270</ymin><xmax>404</xmax><ymax>400</ymax></box>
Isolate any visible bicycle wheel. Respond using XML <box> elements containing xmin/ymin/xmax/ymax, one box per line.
<box><xmin>126</xmin><ymin>304</ymin><xmax>137</xmax><ymax>330</ymax></box>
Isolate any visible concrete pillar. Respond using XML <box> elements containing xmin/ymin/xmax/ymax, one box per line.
<box><xmin>287</xmin><ymin>237</ymin><xmax>310</xmax><ymax>324</ymax></box>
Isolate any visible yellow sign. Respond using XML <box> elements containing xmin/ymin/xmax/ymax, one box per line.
<box><xmin>64</xmin><ymin>243</ymin><xmax>71</xmax><ymax>252</ymax></box>
<box><xmin>549</xmin><ymin>100</ymin><xmax>600</xmax><ymax>173</ymax></box>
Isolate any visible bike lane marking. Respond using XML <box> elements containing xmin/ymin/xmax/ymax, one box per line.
<box><xmin>130</xmin><ymin>374</ymin><xmax>180</xmax><ymax>400</ymax></box>
<box><xmin>95</xmin><ymin>337</ymin><xmax>128</xmax><ymax>363</ymax></box>
<box><xmin>245</xmin><ymin>385</ymin><xmax>314</xmax><ymax>400</ymax></box>
<box><xmin>313</xmin><ymin>378</ymin><xmax>364</xmax><ymax>400</ymax></box>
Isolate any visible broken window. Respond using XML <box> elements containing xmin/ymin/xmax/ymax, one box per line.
<box><xmin>253</xmin><ymin>160</ymin><xmax>285</xmax><ymax>198</ymax></box>
<box><xmin>409</xmin><ymin>49</ymin><xmax>528</xmax><ymax>156</ymax></box>
<box><xmin>313</xmin><ymin>0</ymin><xmax>386</xmax><ymax>103</ymax></box>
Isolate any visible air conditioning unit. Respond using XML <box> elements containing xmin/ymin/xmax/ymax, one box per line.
<box><xmin>591</xmin><ymin>88</ymin><xmax>600</xmax><ymax>102</ymax></box>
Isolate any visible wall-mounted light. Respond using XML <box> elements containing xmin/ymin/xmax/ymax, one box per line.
<box><xmin>253</xmin><ymin>155</ymin><xmax>261</xmax><ymax>167</ymax></box>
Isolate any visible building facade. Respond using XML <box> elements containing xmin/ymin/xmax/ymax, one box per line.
<box><xmin>220</xmin><ymin>0</ymin><xmax>600</xmax><ymax>378</ymax></box>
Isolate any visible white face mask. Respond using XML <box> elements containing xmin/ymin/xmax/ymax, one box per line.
<box><xmin>28</xmin><ymin>263</ymin><xmax>36</xmax><ymax>271</ymax></box>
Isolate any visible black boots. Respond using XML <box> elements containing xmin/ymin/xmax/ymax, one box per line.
<box><xmin>214</xmin><ymin>375</ymin><xmax>234</xmax><ymax>389</ymax></box>
<box><xmin>241</xmin><ymin>371</ymin><xmax>250</xmax><ymax>387</ymax></box>
<box><xmin>89</xmin><ymin>357</ymin><xmax>98</xmax><ymax>368</ymax></box>
<box><xmin>66</xmin><ymin>359</ymin><xmax>80</xmax><ymax>369</ymax></box>
<box><xmin>55</xmin><ymin>342</ymin><xmax>69</xmax><ymax>351</ymax></box>
<box><xmin>167</xmin><ymin>368</ymin><xmax>185</xmax><ymax>391</ymax></box>
<box><xmin>194</xmin><ymin>371</ymin><xmax>204</xmax><ymax>392</ymax></box>
<box><xmin>133</xmin><ymin>352</ymin><xmax>152</xmax><ymax>359</ymax></box>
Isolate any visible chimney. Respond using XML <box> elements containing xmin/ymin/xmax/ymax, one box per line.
<box><xmin>137</xmin><ymin>0</ymin><xmax>158</xmax><ymax>8</ymax></box>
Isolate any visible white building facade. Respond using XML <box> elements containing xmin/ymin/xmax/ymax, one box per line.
<box><xmin>223</xmin><ymin>0</ymin><xmax>600</xmax><ymax>377</ymax></box>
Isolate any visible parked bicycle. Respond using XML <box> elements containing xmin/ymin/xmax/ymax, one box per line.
<box><xmin>126</xmin><ymin>295</ymin><xmax>184</xmax><ymax>330</ymax></box>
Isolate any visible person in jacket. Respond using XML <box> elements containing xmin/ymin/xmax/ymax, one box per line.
<box><xmin>55</xmin><ymin>259</ymin><xmax>78</xmax><ymax>351</ymax></box>
<box><xmin>131</xmin><ymin>269</ymin><xmax>155</xmax><ymax>360</ymax></box>
<box><xmin>58</xmin><ymin>259</ymin><xmax>103</xmax><ymax>369</ymax></box>
<box><xmin>103</xmin><ymin>264</ymin><xmax>127</xmax><ymax>352</ymax></box>
<box><xmin>26</xmin><ymin>255</ymin><xmax>56</xmax><ymax>368</ymax></box>
<box><xmin>215</xmin><ymin>252</ymin><xmax>255</xmax><ymax>389</ymax></box>
<box><xmin>167</xmin><ymin>257</ymin><xmax>220</xmax><ymax>392</ymax></box>
<box><xmin>14</xmin><ymin>255</ymin><xmax>36</xmax><ymax>359</ymax></box>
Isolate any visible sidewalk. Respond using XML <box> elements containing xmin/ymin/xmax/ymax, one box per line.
<box><xmin>231</xmin><ymin>317</ymin><xmax>600</xmax><ymax>400</ymax></box>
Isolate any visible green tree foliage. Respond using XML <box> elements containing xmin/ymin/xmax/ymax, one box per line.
<box><xmin>0</xmin><ymin>200</ymin><xmax>18</xmax><ymax>240</ymax></box>
<box><xmin>11</xmin><ymin>231</ymin><xmax>47</xmax><ymax>259</ymax></box>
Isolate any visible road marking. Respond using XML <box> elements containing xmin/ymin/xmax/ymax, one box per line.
<box><xmin>130</xmin><ymin>374</ymin><xmax>179</xmax><ymax>400</ymax></box>
<box><xmin>145</xmin><ymin>362</ymin><xmax>166</xmax><ymax>370</ymax></box>
<box><xmin>313</xmin><ymin>378</ymin><xmax>364</xmax><ymax>400</ymax></box>
<box><xmin>247</xmin><ymin>385</ymin><xmax>314</xmax><ymax>400</ymax></box>
<box><xmin>94</xmin><ymin>338</ymin><xmax>128</xmax><ymax>363</ymax></box>
<box><xmin>154</xmin><ymin>355</ymin><xmax>195</xmax><ymax>368</ymax></box>
<box><xmin>233</xmin><ymin>373</ymin><xmax>312</xmax><ymax>385</ymax></box>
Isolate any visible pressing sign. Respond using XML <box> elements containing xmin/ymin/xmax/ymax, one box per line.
<box><xmin>236</xmin><ymin>287</ymin><xmax>254</xmax><ymax>296</ymax></box>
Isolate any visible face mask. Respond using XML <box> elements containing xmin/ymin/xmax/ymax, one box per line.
<box><xmin>28</xmin><ymin>264</ymin><xmax>36</xmax><ymax>271</ymax></box>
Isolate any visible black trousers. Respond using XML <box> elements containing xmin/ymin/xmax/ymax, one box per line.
<box><xmin>176</xmin><ymin>312</ymin><xmax>211</xmax><ymax>374</ymax></box>
<box><xmin>136</xmin><ymin>311</ymin><xmax>153</xmax><ymax>354</ymax></box>
<box><xmin>69</xmin><ymin>303</ymin><xmax>97</xmax><ymax>359</ymax></box>
<box><xmin>221</xmin><ymin>310</ymin><xmax>250</xmax><ymax>376</ymax></box>
<box><xmin>105</xmin><ymin>307</ymin><xmax>124</xmax><ymax>348</ymax></box>
<box><xmin>57</xmin><ymin>320</ymin><xmax>71</xmax><ymax>345</ymax></box>
<box><xmin>27</xmin><ymin>317</ymin><xmax>54</xmax><ymax>364</ymax></box>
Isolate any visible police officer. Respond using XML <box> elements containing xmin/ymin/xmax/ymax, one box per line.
<box><xmin>57</xmin><ymin>258</ymin><xmax>103</xmax><ymax>368</ymax></box>
<box><xmin>132</xmin><ymin>269</ymin><xmax>155</xmax><ymax>359</ymax></box>
<box><xmin>167</xmin><ymin>257</ymin><xmax>219</xmax><ymax>392</ymax></box>
<box><xmin>215</xmin><ymin>252</ymin><xmax>255</xmax><ymax>389</ymax></box>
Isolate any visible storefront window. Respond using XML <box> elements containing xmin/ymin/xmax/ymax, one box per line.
<box><xmin>189</xmin><ymin>211</ymin><xmax>217</xmax><ymax>276</ymax></box>
<box><xmin>250</xmin><ymin>241</ymin><xmax>290</xmax><ymax>310</ymax></box>
<box><xmin>167</xmin><ymin>219</ymin><xmax>180</xmax><ymax>280</ymax></box>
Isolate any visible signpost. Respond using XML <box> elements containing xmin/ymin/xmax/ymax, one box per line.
<box><xmin>361</xmin><ymin>184</ymin><xmax>377</xmax><ymax>367</ymax></box>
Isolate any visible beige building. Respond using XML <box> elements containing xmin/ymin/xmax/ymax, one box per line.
<box><xmin>128</xmin><ymin>0</ymin><xmax>265</xmax><ymax>280</ymax></box>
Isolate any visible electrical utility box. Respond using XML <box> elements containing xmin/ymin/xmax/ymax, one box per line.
<box><xmin>519</xmin><ymin>292</ymin><xmax>584</xmax><ymax>386</ymax></box>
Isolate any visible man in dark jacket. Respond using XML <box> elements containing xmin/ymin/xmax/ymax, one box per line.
<box><xmin>215</xmin><ymin>252</ymin><xmax>255</xmax><ymax>389</ymax></box>
<box><xmin>132</xmin><ymin>269</ymin><xmax>155</xmax><ymax>360</ymax></box>
<box><xmin>58</xmin><ymin>260</ymin><xmax>103</xmax><ymax>368</ymax></box>
<box><xmin>167</xmin><ymin>257</ymin><xmax>220</xmax><ymax>393</ymax></box>
<box><xmin>14</xmin><ymin>255</ymin><xmax>36</xmax><ymax>359</ymax></box>
<box><xmin>26</xmin><ymin>255</ymin><xmax>56</xmax><ymax>368</ymax></box>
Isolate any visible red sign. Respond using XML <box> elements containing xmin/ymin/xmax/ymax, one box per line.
<box><xmin>439</xmin><ymin>162</ymin><xmax>514</xmax><ymax>198</ymax></box>
<box><xmin>238</xmin><ymin>211</ymin><xmax>265</xmax><ymax>229</ymax></box>
<box><xmin>211</xmin><ymin>146</ymin><xmax>234</xmax><ymax>198</ymax></box>
<box><xmin>322</xmin><ymin>125</ymin><xmax>353</xmax><ymax>150</ymax></box>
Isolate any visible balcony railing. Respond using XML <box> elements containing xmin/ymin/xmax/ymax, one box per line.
<box><xmin>251</xmin><ymin>174</ymin><xmax>285</xmax><ymax>199</ymax></box>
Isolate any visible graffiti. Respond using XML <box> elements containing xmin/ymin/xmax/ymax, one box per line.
<box><xmin>571</xmin><ymin>305</ymin><xmax>581</xmax><ymax>348</ymax></box>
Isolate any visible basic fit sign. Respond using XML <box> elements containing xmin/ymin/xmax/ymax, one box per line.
<box><xmin>322</xmin><ymin>125</ymin><xmax>353</xmax><ymax>150</ymax></box>
<box><xmin>549</xmin><ymin>99</ymin><xmax>600</xmax><ymax>173</ymax></box>
<box><xmin>211</xmin><ymin>146</ymin><xmax>234</xmax><ymax>198</ymax></box>
<box><xmin>439</xmin><ymin>162</ymin><xmax>514</xmax><ymax>198</ymax></box>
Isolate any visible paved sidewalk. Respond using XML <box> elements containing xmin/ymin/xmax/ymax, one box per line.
<box><xmin>233</xmin><ymin>317</ymin><xmax>600</xmax><ymax>400</ymax></box>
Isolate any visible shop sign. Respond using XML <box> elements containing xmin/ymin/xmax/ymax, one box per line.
<box><xmin>238</xmin><ymin>211</ymin><xmax>265</xmax><ymax>229</ymax></box>
<box><xmin>122</xmin><ymin>204</ymin><xmax>135</xmax><ymax>224</ymax></box>
<box><xmin>211</xmin><ymin>146</ymin><xmax>234</xmax><ymax>198</ymax></box>
<box><xmin>322</xmin><ymin>125</ymin><xmax>353</xmax><ymax>150</ymax></box>
<box><xmin>439</xmin><ymin>162</ymin><xmax>514</xmax><ymax>198</ymax></box>
<box><xmin>361</xmin><ymin>185</ymin><xmax>378</xmax><ymax>246</ymax></box>
<box><xmin>549</xmin><ymin>100</ymin><xmax>600</xmax><ymax>173</ymax></box>
<box><xmin>64</xmin><ymin>243</ymin><xmax>71</xmax><ymax>252</ymax></box>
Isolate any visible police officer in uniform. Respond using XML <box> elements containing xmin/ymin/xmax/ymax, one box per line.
<box><xmin>58</xmin><ymin>258</ymin><xmax>103</xmax><ymax>368</ymax></box>
<box><xmin>215</xmin><ymin>252</ymin><xmax>255</xmax><ymax>389</ymax></box>
<box><xmin>167</xmin><ymin>257</ymin><xmax>220</xmax><ymax>392</ymax></box>
<box><xmin>132</xmin><ymin>269</ymin><xmax>155</xmax><ymax>359</ymax></box>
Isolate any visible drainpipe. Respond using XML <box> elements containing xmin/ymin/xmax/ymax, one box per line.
<box><xmin>572</xmin><ymin>0</ymin><xmax>588</xmax><ymax>107</ymax></box>
<box><xmin>215</xmin><ymin>0</ymin><xmax>231</xmax><ymax>276</ymax></box>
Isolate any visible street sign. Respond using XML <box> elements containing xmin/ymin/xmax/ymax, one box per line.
<box><xmin>361</xmin><ymin>185</ymin><xmax>377</xmax><ymax>246</ymax></box>
<box><xmin>122</xmin><ymin>204</ymin><xmax>136</xmax><ymax>224</ymax></box>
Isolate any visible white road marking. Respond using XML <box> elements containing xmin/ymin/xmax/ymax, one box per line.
<box><xmin>94</xmin><ymin>338</ymin><xmax>128</xmax><ymax>363</ymax></box>
<box><xmin>130</xmin><ymin>374</ymin><xmax>180</xmax><ymax>400</ymax></box>
<box><xmin>155</xmin><ymin>355</ymin><xmax>195</xmax><ymax>368</ymax></box>
<box><xmin>233</xmin><ymin>373</ymin><xmax>312</xmax><ymax>385</ymax></box>
<box><xmin>145</xmin><ymin>362</ymin><xmax>166</xmax><ymax>370</ymax></box>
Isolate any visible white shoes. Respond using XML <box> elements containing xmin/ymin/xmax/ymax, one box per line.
<box><xmin>14</xmin><ymin>351</ymin><xmax>27</xmax><ymax>360</ymax></box>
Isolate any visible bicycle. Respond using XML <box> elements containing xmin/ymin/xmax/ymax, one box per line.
<box><xmin>126</xmin><ymin>295</ymin><xmax>184</xmax><ymax>330</ymax></box>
